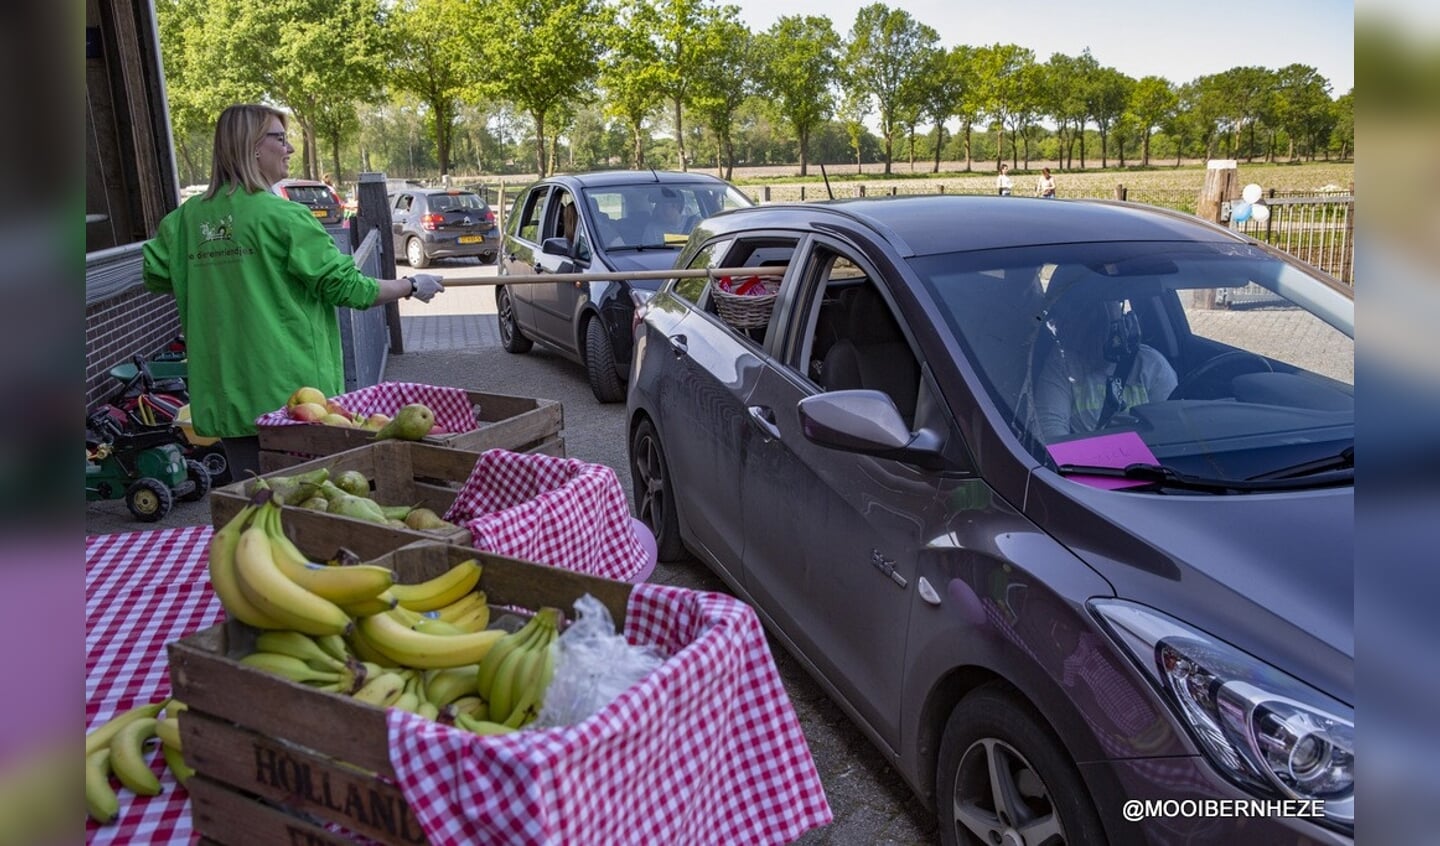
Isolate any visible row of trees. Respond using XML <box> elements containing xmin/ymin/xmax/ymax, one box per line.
<box><xmin>157</xmin><ymin>0</ymin><xmax>1353</xmax><ymax>186</ymax></box>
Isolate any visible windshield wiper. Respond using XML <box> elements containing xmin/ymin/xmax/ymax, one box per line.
<box><xmin>1246</xmin><ymin>445</ymin><xmax>1354</xmax><ymax>481</ymax></box>
<box><xmin>1059</xmin><ymin>459</ymin><xmax>1353</xmax><ymax>492</ymax></box>
<box><xmin>1058</xmin><ymin>462</ymin><xmax>1275</xmax><ymax>493</ymax></box>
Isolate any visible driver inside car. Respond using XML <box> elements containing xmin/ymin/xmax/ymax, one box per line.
<box><xmin>1034</xmin><ymin>291</ymin><xmax>1177</xmax><ymax>440</ymax></box>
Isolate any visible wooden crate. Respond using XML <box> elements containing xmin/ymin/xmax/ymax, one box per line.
<box><xmin>169</xmin><ymin>543</ymin><xmax>632</xmax><ymax>846</ymax></box>
<box><xmin>258</xmin><ymin>390</ymin><xmax>564</xmax><ymax>473</ymax></box>
<box><xmin>211</xmin><ymin>440</ymin><xmax>496</xmax><ymax>559</ymax></box>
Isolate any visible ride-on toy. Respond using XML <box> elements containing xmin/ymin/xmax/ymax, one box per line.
<box><xmin>101</xmin><ymin>351</ymin><xmax>230</xmax><ymax>485</ymax></box>
<box><xmin>85</xmin><ymin>410</ymin><xmax>210</xmax><ymax>522</ymax></box>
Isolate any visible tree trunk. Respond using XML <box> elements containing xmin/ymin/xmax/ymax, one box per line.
<box><xmin>1099</xmin><ymin>129</ymin><xmax>1108</xmax><ymax>169</ymax></box>
<box><xmin>798</xmin><ymin>127</ymin><xmax>809</xmax><ymax>177</ymax></box>
<box><xmin>330</xmin><ymin>133</ymin><xmax>342</xmax><ymax>187</ymax></box>
<box><xmin>1079</xmin><ymin>129</ymin><xmax>1087</xmax><ymax>170</ymax></box>
<box><xmin>533</xmin><ymin>111</ymin><xmax>547</xmax><ymax>178</ymax></box>
<box><xmin>722</xmin><ymin>134</ymin><xmax>734</xmax><ymax>181</ymax></box>
<box><xmin>933</xmin><ymin>123</ymin><xmax>944</xmax><ymax>173</ymax></box>
<box><xmin>1142</xmin><ymin>131</ymin><xmax>1150</xmax><ymax>167</ymax></box>
<box><xmin>632</xmin><ymin>123</ymin><xmax>645</xmax><ymax>169</ymax></box>
<box><xmin>673</xmin><ymin>99</ymin><xmax>687</xmax><ymax>172</ymax></box>
<box><xmin>883</xmin><ymin>130</ymin><xmax>893</xmax><ymax>175</ymax></box>
<box><xmin>963</xmin><ymin>124</ymin><xmax>972</xmax><ymax>172</ymax></box>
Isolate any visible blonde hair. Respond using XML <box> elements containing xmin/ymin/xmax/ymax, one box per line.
<box><xmin>204</xmin><ymin>104</ymin><xmax>287</xmax><ymax>199</ymax></box>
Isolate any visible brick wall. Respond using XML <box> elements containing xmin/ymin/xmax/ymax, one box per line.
<box><xmin>85</xmin><ymin>287</ymin><xmax>182</xmax><ymax>410</ymax></box>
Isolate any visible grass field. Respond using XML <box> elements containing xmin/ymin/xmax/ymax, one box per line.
<box><xmin>724</xmin><ymin>160</ymin><xmax>1354</xmax><ymax>214</ymax></box>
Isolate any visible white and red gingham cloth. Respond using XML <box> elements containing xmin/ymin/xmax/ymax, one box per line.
<box><xmin>255</xmin><ymin>381</ymin><xmax>478</xmax><ymax>435</ymax></box>
<box><xmin>387</xmin><ymin>582</ymin><xmax>833</xmax><ymax>845</ymax></box>
<box><xmin>445</xmin><ymin>449</ymin><xmax>649</xmax><ymax>582</ymax></box>
<box><xmin>86</xmin><ymin>525</ymin><xmax>222</xmax><ymax>846</ymax></box>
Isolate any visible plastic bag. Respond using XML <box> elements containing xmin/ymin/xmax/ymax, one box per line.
<box><xmin>532</xmin><ymin>594</ymin><xmax>665</xmax><ymax>728</ymax></box>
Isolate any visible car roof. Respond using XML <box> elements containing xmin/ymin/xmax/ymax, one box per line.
<box><xmin>704</xmin><ymin>195</ymin><xmax>1246</xmax><ymax>258</ymax></box>
<box><xmin>534</xmin><ymin>170</ymin><xmax>734</xmax><ymax>190</ymax></box>
<box><xmin>275</xmin><ymin>178</ymin><xmax>328</xmax><ymax>187</ymax></box>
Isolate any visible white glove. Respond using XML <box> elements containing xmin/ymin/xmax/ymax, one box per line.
<box><xmin>408</xmin><ymin>274</ymin><xmax>444</xmax><ymax>303</ymax></box>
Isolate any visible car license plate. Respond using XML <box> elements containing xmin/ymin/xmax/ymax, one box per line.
<box><xmin>311</xmin><ymin>209</ymin><xmax>327</xmax><ymax>218</ymax></box>
<box><xmin>458</xmin><ymin>235</ymin><xmax>483</xmax><ymax>244</ymax></box>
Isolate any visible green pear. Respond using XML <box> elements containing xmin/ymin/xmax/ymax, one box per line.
<box><xmin>373</xmin><ymin>404</ymin><xmax>435</xmax><ymax>441</ymax></box>
<box><xmin>404</xmin><ymin>507</ymin><xmax>457</xmax><ymax>532</ymax></box>
<box><xmin>327</xmin><ymin>492</ymin><xmax>388</xmax><ymax>524</ymax></box>
<box><xmin>335</xmin><ymin>470</ymin><xmax>371</xmax><ymax>498</ymax></box>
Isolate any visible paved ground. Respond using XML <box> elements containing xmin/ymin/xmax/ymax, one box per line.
<box><xmin>85</xmin><ymin>257</ymin><xmax>937</xmax><ymax>844</ymax></box>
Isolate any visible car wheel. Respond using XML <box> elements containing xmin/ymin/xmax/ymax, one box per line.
<box><xmin>179</xmin><ymin>459</ymin><xmax>211</xmax><ymax>502</ymax></box>
<box><xmin>406</xmin><ymin>236</ymin><xmax>430</xmax><ymax>269</ymax></box>
<box><xmin>630</xmin><ymin>418</ymin><xmax>685</xmax><ymax>561</ymax></box>
<box><xmin>937</xmin><ymin>683</ymin><xmax>1106</xmax><ymax>846</ymax></box>
<box><xmin>496</xmin><ymin>286</ymin><xmax>533</xmax><ymax>354</ymax></box>
<box><xmin>480</xmin><ymin>251</ymin><xmax>498</xmax><ymax>265</ymax></box>
<box><xmin>126</xmin><ymin>478</ymin><xmax>173</xmax><ymax>522</ymax></box>
<box><xmin>584</xmin><ymin>318</ymin><xmax>626</xmax><ymax>403</ymax></box>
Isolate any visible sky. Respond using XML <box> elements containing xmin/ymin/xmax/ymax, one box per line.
<box><xmin>725</xmin><ymin>0</ymin><xmax>1355</xmax><ymax>96</ymax></box>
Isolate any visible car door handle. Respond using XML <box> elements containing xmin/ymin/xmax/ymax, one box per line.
<box><xmin>667</xmin><ymin>334</ymin><xmax>688</xmax><ymax>357</ymax></box>
<box><xmin>746</xmin><ymin>405</ymin><xmax>781</xmax><ymax>441</ymax></box>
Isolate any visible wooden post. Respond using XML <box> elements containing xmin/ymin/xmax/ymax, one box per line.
<box><xmin>858</xmin><ymin>185</ymin><xmax>866</xmax><ymax>198</ymax></box>
<box><xmin>799</xmin><ymin>185</ymin><xmax>806</xmax><ymax>201</ymax></box>
<box><xmin>1342</xmin><ymin>180</ymin><xmax>1355</xmax><ymax>285</ymax></box>
<box><xmin>761</xmin><ymin>186</ymin><xmax>771</xmax><ymax>203</ymax></box>
<box><xmin>1193</xmin><ymin>160</ymin><xmax>1238</xmax><ymax>308</ymax></box>
<box><xmin>355</xmin><ymin>172</ymin><xmax>404</xmax><ymax>353</ymax></box>
<box><xmin>1115</xmin><ymin>184</ymin><xmax>1128</xmax><ymax>201</ymax></box>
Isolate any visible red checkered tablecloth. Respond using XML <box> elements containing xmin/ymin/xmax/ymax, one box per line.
<box><xmin>445</xmin><ymin>449</ymin><xmax>649</xmax><ymax>582</ymax></box>
<box><xmin>387</xmin><ymin>582</ymin><xmax>833</xmax><ymax>845</ymax></box>
<box><xmin>255</xmin><ymin>381</ymin><xmax>478</xmax><ymax>435</ymax></box>
<box><xmin>86</xmin><ymin>525</ymin><xmax>221</xmax><ymax>846</ymax></box>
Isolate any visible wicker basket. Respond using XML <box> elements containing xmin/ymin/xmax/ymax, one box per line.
<box><xmin>712</xmin><ymin>278</ymin><xmax>780</xmax><ymax>329</ymax></box>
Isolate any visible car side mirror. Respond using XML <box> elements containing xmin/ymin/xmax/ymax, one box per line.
<box><xmin>541</xmin><ymin>237</ymin><xmax>573</xmax><ymax>258</ymax></box>
<box><xmin>797</xmin><ymin>389</ymin><xmax>947</xmax><ymax>470</ymax></box>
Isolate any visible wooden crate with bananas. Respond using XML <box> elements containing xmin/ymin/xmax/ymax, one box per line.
<box><xmin>169</xmin><ymin>541</ymin><xmax>632</xmax><ymax>846</ymax></box>
<box><xmin>257</xmin><ymin>389</ymin><xmax>564</xmax><ymax>473</ymax></box>
<box><xmin>210</xmin><ymin>440</ymin><xmax>487</xmax><ymax>560</ymax></box>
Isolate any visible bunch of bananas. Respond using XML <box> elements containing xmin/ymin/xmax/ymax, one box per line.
<box><xmin>210</xmin><ymin>490</ymin><xmax>565</xmax><ymax>737</ymax></box>
<box><xmin>85</xmin><ymin>698</ymin><xmax>191</xmax><ymax>825</ymax></box>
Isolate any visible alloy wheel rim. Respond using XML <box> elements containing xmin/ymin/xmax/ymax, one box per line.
<box><xmin>952</xmin><ymin>737</ymin><xmax>1064</xmax><ymax>846</ymax></box>
<box><xmin>498</xmin><ymin>291</ymin><xmax>514</xmax><ymax>342</ymax></box>
<box><xmin>634</xmin><ymin>435</ymin><xmax>665</xmax><ymax>529</ymax></box>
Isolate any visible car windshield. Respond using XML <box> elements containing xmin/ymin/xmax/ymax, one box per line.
<box><xmin>581</xmin><ymin>184</ymin><xmax>751</xmax><ymax>251</ymax></box>
<box><xmin>908</xmin><ymin>241</ymin><xmax>1354</xmax><ymax>487</ymax></box>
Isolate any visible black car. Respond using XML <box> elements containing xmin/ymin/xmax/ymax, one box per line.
<box><xmin>389</xmin><ymin>187</ymin><xmax>499</xmax><ymax>267</ymax></box>
<box><xmin>273</xmin><ymin>179</ymin><xmax>343</xmax><ymax>225</ymax></box>
<box><xmin>496</xmin><ymin>170</ymin><xmax>752</xmax><ymax>402</ymax></box>
<box><xmin>628</xmin><ymin>196</ymin><xmax>1354</xmax><ymax>844</ymax></box>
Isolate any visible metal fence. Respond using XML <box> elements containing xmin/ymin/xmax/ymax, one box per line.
<box><xmin>1230</xmin><ymin>192</ymin><xmax>1354</xmax><ymax>284</ymax></box>
<box><xmin>336</xmin><ymin>227</ymin><xmax>390</xmax><ymax>391</ymax></box>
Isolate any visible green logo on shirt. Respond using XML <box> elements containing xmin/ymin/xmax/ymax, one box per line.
<box><xmin>199</xmin><ymin>215</ymin><xmax>234</xmax><ymax>242</ymax></box>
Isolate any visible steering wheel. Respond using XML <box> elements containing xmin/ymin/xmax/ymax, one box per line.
<box><xmin>1171</xmin><ymin>350</ymin><xmax>1273</xmax><ymax>399</ymax></box>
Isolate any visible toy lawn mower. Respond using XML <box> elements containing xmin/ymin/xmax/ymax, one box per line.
<box><xmin>85</xmin><ymin>410</ymin><xmax>210</xmax><ymax>522</ymax></box>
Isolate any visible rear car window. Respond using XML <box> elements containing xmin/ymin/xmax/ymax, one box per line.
<box><xmin>287</xmin><ymin>185</ymin><xmax>337</xmax><ymax>204</ymax></box>
<box><xmin>427</xmin><ymin>192</ymin><xmax>487</xmax><ymax>213</ymax></box>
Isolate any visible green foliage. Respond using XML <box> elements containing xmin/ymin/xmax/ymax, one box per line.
<box><xmin>844</xmin><ymin>3</ymin><xmax>939</xmax><ymax>174</ymax></box>
<box><xmin>756</xmin><ymin>16</ymin><xmax>840</xmax><ymax>175</ymax></box>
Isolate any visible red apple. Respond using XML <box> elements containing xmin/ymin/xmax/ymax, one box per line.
<box><xmin>289</xmin><ymin>402</ymin><xmax>327</xmax><ymax>422</ymax></box>
<box><xmin>287</xmin><ymin>386</ymin><xmax>326</xmax><ymax>409</ymax></box>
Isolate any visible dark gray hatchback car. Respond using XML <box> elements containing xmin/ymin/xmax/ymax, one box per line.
<box><xmin>628</xmin><ymin>196</ymin><xmax>1354</xmax><ymax>845</ymax></box>
<box><xmin>389</xmin><ymin>187</ymin><xmax>499</xmax><ymax>267</ymax></box>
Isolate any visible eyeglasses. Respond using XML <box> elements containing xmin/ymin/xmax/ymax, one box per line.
<box><xmin>262</xmin><ymin>131</ymin><xmax>290</xmax><ymax>146</ymax></box>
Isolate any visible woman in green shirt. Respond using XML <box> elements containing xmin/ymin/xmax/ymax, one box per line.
<box><xmin>143</xmin><ymin>104</ymin><xmax>445</xmax><ymax>477</ymax></box>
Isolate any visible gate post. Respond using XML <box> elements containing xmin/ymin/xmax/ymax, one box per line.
<box><xmin>1194</xmin><ymin>160</ymin><xmax>1238</xmax><ymax>308</ymax></box>
<box><xmin>355</xmin><ymin>172</ymin><xmax>404</xmax><ymax>353</ymax></box>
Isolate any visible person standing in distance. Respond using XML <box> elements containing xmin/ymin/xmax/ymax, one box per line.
<box><xmin>142</xmin><ymin>104</ymin><xmax>445</xmax><ymax>478</ymax></box>
<box><xmin>1037</xmin><ymin>167</ymin><xmax>1057</xmax><ymax>198</ymax></box>
<box><xmin>996</xmin><ymin>163</ymin><xmax>1014</xmax><ymax>196</ymax></box>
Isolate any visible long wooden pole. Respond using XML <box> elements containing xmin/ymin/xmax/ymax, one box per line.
<box><xmin>438</xmin><ymin>265</ymin><xmax>785</xmax><ymax>287</ymax></box>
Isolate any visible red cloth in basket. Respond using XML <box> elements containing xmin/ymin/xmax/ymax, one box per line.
<box><xmin>444</xmin><ymin>449</ymin><xmax>648</xmax><ymax>582</ymax></box>
<box><xmin>387</xmin><ymin>583</ymin><xmax>833</xmax><ymax>845</ymax></box>
<box><xmin>254</xmin><ymin>381</ymin><xmax>477</xmax><ymax>435</ymax></box>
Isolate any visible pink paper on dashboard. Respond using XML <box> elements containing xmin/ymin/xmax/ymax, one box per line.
<box><xmin>1046</xmin><ymin>431</ymin><xmax>1160</xmax><ymax>490</ymax></box>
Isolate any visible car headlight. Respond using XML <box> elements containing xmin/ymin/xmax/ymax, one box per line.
<box><xmin>1091</xmin><ymin>599</ymin><xmax>1353</xmax><ymax>832</ymax></box>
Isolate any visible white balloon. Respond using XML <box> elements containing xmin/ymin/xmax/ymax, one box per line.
<box><xmin>1251</xmin><ymin>203</ymin><xmax>1270</xmax><ymax>223</ymax></box>
<box><xmin>1242</xmin><ymin>183</ymin><xmax>1263</xmax><ymax>204</ymax></box>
